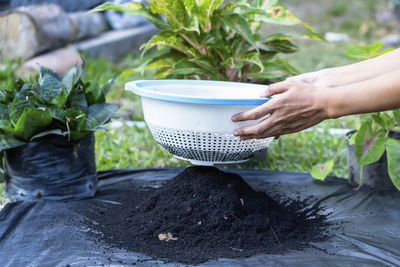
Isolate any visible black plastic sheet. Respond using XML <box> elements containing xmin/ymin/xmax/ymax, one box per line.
<box><xmin>1</xmin><ymin>168</ymin><xmax>400</xmax><ymax>266</ymax></box>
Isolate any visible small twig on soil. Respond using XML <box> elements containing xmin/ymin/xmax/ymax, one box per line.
<box><xmin>270</xmin><ymin>226</ymin><xmax>281</xmax><ymax>246</ymax></box>
<box><xmin>240</xmin><ymin>198</ymin><xmax>244</xmax><ymax>207</ymax></box>
<box><xmin>230</xmin><ymin>247</ymin><xmax>243</xmax><ymax>252</ymax></box>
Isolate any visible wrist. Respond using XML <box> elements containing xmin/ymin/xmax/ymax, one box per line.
<box><xmin>318</xmin><ymin>85</ymin><xmax>340</xmax><ymax>119</ymax></box>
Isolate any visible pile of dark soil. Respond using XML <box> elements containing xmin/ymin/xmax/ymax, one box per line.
<box><xmin>88</xmin><ymin>167</ymin><xmax>329</xmax><ymax>264</ymax></box>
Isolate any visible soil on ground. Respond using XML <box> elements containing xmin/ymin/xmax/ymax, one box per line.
<box><xmin>87</xmin><ymin>166</ymin><xmax>329</xmax><ymax>264</ymax></box>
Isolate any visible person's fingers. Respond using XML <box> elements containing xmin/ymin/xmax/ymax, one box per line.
<box><xmin>260</xmin><ymin>81</ymin><xmax>291</xmax><ymax>97</ymax></box>
<box><xmin>233</xmin><ymin>116</ymin><xmax>273</xmax><ymax>137</ymax></box>
<box><xmin>231</xmin><ymin>101</ymin><xmax>274</xmax><ymax>122</ymax></box>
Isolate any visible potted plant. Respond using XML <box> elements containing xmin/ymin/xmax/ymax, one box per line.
<box><xmin>0</xmin><ymin>64</ymin><xmax>119</xmax><ymax>201</ymax></box>
<box><xmin>311</xmin><ymin>43</ymin><xmax>400</xmax><ymax>191</ymax></box>
<box><xmin>92</xmin><ymin>0</ymin><xmax>323</xmax><ymax>83</ymax></box>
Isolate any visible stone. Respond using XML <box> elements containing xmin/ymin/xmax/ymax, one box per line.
<box><xmin>0</xmin><ymin>4</ymin><xmax>109</xmax><ymax>60</ymax></box>
<box><xmin>69</xmin><ymin>11</ymin><xmax>107</xmax><ymax>41</ymax></box>
<box><xmin>380</xmin><ymin>34</ymin><xmax>400</xmax><ymax>48</ymax></box>
<box><xmin>17</xmin><ymin>48</ymin><xmax>83</xmax><ymax>77</ymax></box>
<box><xmin>71</xmin><ymin>23</ymin><xmax>159</xmax><ymax>61</ymax></box>
<box><xmin>0</xmin><ymin>4</ymin><xmax>72</xmax><ymax>59</ymax></box>
<box><xmin>324</xmin><ymin>32</ymin><xmax>350</xmax><ymax>43</ymax></box>
<box><xmin>10</xmin><ymin>0</ymin><xmax>106</xmax><ymax>12</ymax></box>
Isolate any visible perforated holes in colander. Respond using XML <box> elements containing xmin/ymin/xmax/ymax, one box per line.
<box><xmin>147</xmin><ymin>123</ymin><xmax>273</xmax><ymax>163</ymax></box>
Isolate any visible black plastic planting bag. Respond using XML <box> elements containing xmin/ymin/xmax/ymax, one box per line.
<box><xmin>3</xmin><ymin>134</ymin><xmax>96</xmax><ymax>201</ymax></box>
<box><xmin>1</xmin><ymin>168</ymin><xmax>400</xmax><ymax>266</ymax></box>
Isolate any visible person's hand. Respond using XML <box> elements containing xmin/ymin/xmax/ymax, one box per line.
<box><xmin>285</xmin><ymin>69</ymin><xmax>335</xmax><ymax>88</ymax></box>
<box><xmin>231</xmin><ymin>80</ymin><xmax>329</xmax><ymax>139</ymax></box>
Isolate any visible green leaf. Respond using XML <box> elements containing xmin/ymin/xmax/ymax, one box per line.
<box><xmin>69</xmin><ymin>90</ymin><xmax>88</xmax><ymax>113</ymax></box>
<box><xmin>65</xmin><ymin>109</ymin><xmax>86</xmax><ymax>131</ymax></box>
<box><xmin>349</xmin><ymin>131</ymin><xmax>357</xmax><ymax>145</ymax></box>
<box><xmin>386</xmin><ymin>138</ymin><xmax>400</xmax><ymax>190</ymax></box>
<box><xmin>9</xmin><ymin>95</ymin><xmax>34</xmax><ymax>126</ymax></box>
<box><xmin>169</xmin><ymin>59</ymin><xmax>211</xmax><ymax>76</ymax></box>
<box><xmin>91</xmin><ymin>1</ymin><xmax>169</xmax><ymax>29</ymax></box>
<box><xmin>258</xmin><ymin>39</ymin><xmax>298</xmax><ymax>53</ymax></box>
<box><xmin>146</xmin><ymin>59</ymin><xmax>174</xmax><ymax>72</ymax></box>
<box><xmin>219</xmin><ymin>14</ymin><xmax>258</xmax><ymax>49</ymax></box>
<box><xmin>149</xmin><ymin>0</ymin><xmax>191</xmax><ymax>30</ymax></box>
<box><xmin>85</xmin><ymin>82</ymin><xmax>105</xmax><ymax>106</ymax></box>
<box><xmin>12</xmin><ymin>108</ymin><xmax>52</xmax><ymax>141</ymax></box>
<box><xmin>62</xmin><ymin>65</ymin><xmax>83</xmax><ymax>94</ymax></box>
<box><xmin>39</xmin><ymin>66</ymin><xmax>61</xmax><ymax>80</ymax></box>
<box><xmin>81</xmin><ymin>103</ymin><xmax>119</xmax><ymax>131</ymax></box>
<box><xmin>48</xmin><ymin>107</ymin><xmax>66</xmax><ymax>122</ymax></box>
<box><xmin>38</xmin><ymin>67</ymin><xmax>68</xmax><ymax>107</ymax></box>
<box><xmin>345</xmin><ymin>43</ymin><xmax>394</xmax><ymax>60</ymax></box>
<box><xmin>101</xmin><ymin>78</ymin><xmax>115</xmax><ymax>97</ymax></box>
<box><xmin>354</xmin><ymin>121</ymin><xmax>386</xmax><ymax>166</ymax></box>
<box><xmin>141</xmin><ymin>30</ymin><xmax>198</xmax><ymax>57</ymax></box>
<box><xmin>311</xmin><ymin>159</ymin><xmax>334</xmax><ymax>180</ymax></box>
<box><xmin>236</xmin><ymin>51</ymin><xmax>264</xmax><ymax>71</ymax></box>
<box><xmin>0</xmin><ymin>134</ymin><xmax>25</xmax><ymax>151</ymax></box>
<box><xmin>30</xmin><ymin>129</ymin><xmax>66</xmax><ymax>141</ymax></box>
<box><xmin>251</xmin><ymin>0</ymin><xmax>279</xmax><ymax>9</ymax></box>
<box><xmin>197</xmin><ymin>0</ymin><xmax>224</xmax><ymax>32</ymax></box>
<box><xmin>253</xmin><ymin>5</ymin><xmax>301</xmax><ymax>26</ymax></box>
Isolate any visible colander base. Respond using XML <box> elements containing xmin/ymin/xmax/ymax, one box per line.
<box><xmin>174</xmin><ymin>155</ymin><xmax>249</xmax><ymax>166</ymax></box>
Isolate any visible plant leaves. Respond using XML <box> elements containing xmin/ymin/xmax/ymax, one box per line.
<box><xmin>101</xmin><ymin>78</ymin><xmax>115</xmax><ymax>97</ymax></box>
<box><xmin>311</xmin><ymin>159</ymin><xmax>334</xmax><ymax>180</ymax></box>
<box><xmin>69</xmin><ymin>90</ymin><xmax>88</xmax><ymax>113</ymax></box>
<box><xmin>345</xmin><ymin>43</ymin><xmax>394</xmax><ymax>60</ymax></box>
<box><xmin>0</xmin><ymin>133</ymin><xmax>25</xmax><ymax>151</ymax></box>
<box><xmin>141</xmin><ymin>30</ymin><xmax>198</xmax><ymax>57</ymax></box>
<box><xmin>354</xmin><ymin>121</ymin><xmax>386</xmax><ymax>166</ymax></box>
<box><xmin>219</xmin><ymin>14</ymin><xmax>258</xmax><ymax>49</ymax></box>
<box><xmin>12</xmin><ymin>108</ymin><xmax>52</xmax><ymax>141</ymax></box>
<box><xmin>386</xmin><ymin>138</ymin><xmax>400</xmax><ymax>190</ymax></box>
<box><xmin>235</xmin><ymin>51</ymin><xmax>264</xmax><ymax>71</ymax></box>
<box><xmin>168</xmin><ymin>59</ymin><xmax>211</xmax><ymax>76</ymax></box>
<box><xmin>30</xmin><ymin>129</ymin><xmax>67</xmax><ymax>141</ymax></box>
<box><xmin>9</xmin><ymin>95</ymin><xmax>34</xmax><ymax>126</ymax></box>
<box><xmin>91</xmin><ymin>1</ymin><xmax>169</xmax><ymax>29</ymax></box>
<box><xmin>81</xmin><ymin>103</ymin><xmax>119</xmax><ymax>131</ymax></box>
<box><xmin>65</xmin><ymin>109</ymin><xmax>86</xmax><ymax>131</ymax></box>
<box><xmin>85</xmin><ymin>82</ymin><xmax>105</xmax><ymax>106</ymax></box>
<box><xmin>48</xmin><ymin>106</ymin><xmax>66</xmax><ymax>122</ymax></box>
<box><xmin>197</xmin><ymin>0</ymin><xmax>225</xmax><ymax>32</ymax></box>
<box><xmin>38</xmin><ymin>67</ymin><xmax>68</xmax><ymax>107</ymax></box>
<box><xmin>62</xmin><ymin>65</ymin><xmax>83</xmax><ymax>93</ymax></box>
<box><xmin>253</xmin><ymin>5</ymin><xmax>301</xmax><ymax>26</ymax></box>
<box><xmin>149</xmin><ymin>0</ymin><xmax>191</xmax><ymax>30</ymax></box>
<box><xmin>258</xmin><ymin>39</ymin><xmax>298</xmax><ymax>53</ymax></box>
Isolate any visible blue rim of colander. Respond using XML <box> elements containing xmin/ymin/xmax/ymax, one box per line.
<box><xmin>125</xmin><ymin>80</ymin><xmax>270</xmax><ymax>105</ymax></box>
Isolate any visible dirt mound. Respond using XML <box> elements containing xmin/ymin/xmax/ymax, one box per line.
<box><xmin>88</xmin><ymin>166</ymin><xmax>329</xmax><ymax>264</ymax></box>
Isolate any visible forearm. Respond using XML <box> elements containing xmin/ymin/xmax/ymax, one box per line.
<box><xmin>325</xmin><ymin>68</ymin><xmax>400</xmax><ymax>118</ymax></box>
<box><xmin>320</xmin><ymin>48</ymin><xmax>400</xmax><ymax>87</ymax></box>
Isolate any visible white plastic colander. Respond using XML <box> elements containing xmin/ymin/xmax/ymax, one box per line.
<box><xmin>125</xmin><ymin>80</ymin><xmax>274</xmax><ymax>166</ymax></box>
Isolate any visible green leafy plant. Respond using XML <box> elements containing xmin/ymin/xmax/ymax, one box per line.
<box><xmin>93</xmin><ymin>0</ymin><xmax>323</xmax><ymax>83</ymax></box>
<box><xmin>311</xmin><ymin>43</ymin><xmax>400</xmax><ymax>190</ymax></box>
<box><xmin>0</xmin><ymin>65</ymin><xmax>119</xmax><ymax>151</ymax></box>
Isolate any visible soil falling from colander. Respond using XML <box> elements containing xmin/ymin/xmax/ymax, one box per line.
<box><xmin>87</xmin><ymin>167</ymin><xmax>329</xmax><ymax>264</ymax></box>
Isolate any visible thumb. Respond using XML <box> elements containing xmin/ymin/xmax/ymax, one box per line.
<box><xmin>260</xmin><ymin>81</ymin><xmax>290</xmax><ymax>97</ymax></box>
